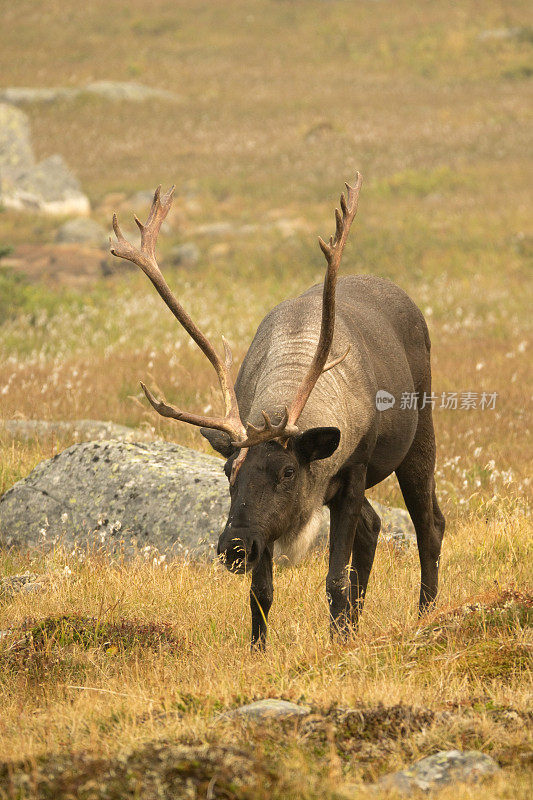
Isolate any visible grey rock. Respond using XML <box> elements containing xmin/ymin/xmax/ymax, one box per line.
<box><xmin>55</xmin><ymin>218</ymin><xmax>109</xmax><ymax>248</ymax></box>
<box><xmin>0</xmin><ymin>106</ymin><xmax>90</xmax><ymax>216</ymax></box>
<box><xmin>0</xmin><ymin>104</ymin><xmax>35</xmax><ymax>178</ymax></box>
<box><xmin>375</xmin><ymin>750</ymin><xmax>500</xmax><ymax>794</ymax></box>
<box><xmin>0</xmin><ymin>441</ymin><xmax>229</xmax><ymax>558</ymax></box>
<box><xmin>1</xmin><ymin>419</ymin><xmax>156</xmax><ymax>443</ymax></box>
<box><xmin>169</xmin><ymin>242</ymin><xmax>201</xmax><ymax>267</ymax></box>
<box><xmin>0</xmin><ymin>83</ymin><xmax>179</xmax><ymax>106</ymax></box>
<box><xmin>0</xmin><ymin>571</ymin><xmax>48</xmax><ymax>597</ymax></box>
<box><xmin>84</xmin><ymin>81</ymin><xmax>178</xmax><ymax>102</ymax></box>
<box><xmin>0</xmin><ymin>440</ymin><xmax>414</xmax><ymax>559</ymax></box>
<box><xmin>370</xmin><ymin>503</ymin><xmax>415</xmax><ymax>549</ymax></box>
<box><xmin>7</xmin><ymin>154</ymin><xmax>90</xmax><ymax>215</ymax></box>
<box><xmin>194</xmin><ymin>222</ymin><xmax>235</xmax><ymax>237</ymax></box>
<box><xmin>0</xmin><ymin>87</ymin><xmax>77</xmax><ymax>105</ymax></box>
<box><xmin>477</xmin><ymin>27</ymin><xmax>525</xmax><ymax>41</ymax></box>
<box><xmin>222</xmin><ymin>699</ymin><xmax>311</xmax><ymax>721</ymax></box>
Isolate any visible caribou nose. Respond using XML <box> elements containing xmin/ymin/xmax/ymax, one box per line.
<box><xmin>217</xmin><ymin>528</ymin><xmax>261</xmax><ymax>572</ymax></box>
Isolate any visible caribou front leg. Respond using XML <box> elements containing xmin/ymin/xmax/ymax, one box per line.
<box><xmin>350</xmin><ymin>498</ymin><xmax>381</xmax><ymax>625</ymax></box>
<box><xmin>327</xmin><ymin>465</ymin><xmax>366</xmax><ymax>638</ymax></box>
<box><xmin>250</xmin><ymin>546</ymin><xmax>273</xmax><ymax>650</ymax></box>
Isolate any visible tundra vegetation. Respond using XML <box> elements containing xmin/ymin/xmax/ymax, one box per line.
<box><xmin>0</xmin><ymin>1</ymin><xmax>531</xmax><ymax>798</ymax></box>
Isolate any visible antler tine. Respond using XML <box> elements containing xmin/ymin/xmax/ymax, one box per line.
<box><xmin>111</xmin><ymin>186</ymin><xmax>246</xmax><ymax>441</ymax></box>
<box><xmin>222</xmin><ymin>335</ymin><xmax>233</xmax><ymax>370</ymax></box>
<box><xmin>231</xmin><ymin>407</ymin><xmax>299</xmax><ymax>448</ymax></box>
<box><xmin>287</xmin><ymin>172</ymin><xmax>362</xmax><ymax>428</ymax></box>
<box><xmin>140</xmin><ymin>382</ymin><xmax>243</xmax><ymax>437</ymax></box>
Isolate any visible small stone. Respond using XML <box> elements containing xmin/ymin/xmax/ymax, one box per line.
<box><xmin>477</xmin><ymin>27</ymin><xmax>525</xmax><ymax>41</ymax></box>
<box><xmin>225</xmin><ymin>699</ymin><xmax>311</xmax><ymax>721</ymax></box>
<box><xmin>194</xmin><ymin>222</ymin><xmax>235</xmax><ymax>237</ymax></box>
<box><xmin>375</xmin><ymin>749</ymin><xmax>500</xmax><ymax>794</ymax></box>
<box><xmin>22</xmin><ymin>582</ymin><xmax>44</xmax><ymax>593</ymax></box>
<box><xmin>84</xmin><ymin>81</ymin><xmax>179</xmax><ymax>102</ymax></box>
<box><xmin>169</xmin><ymin>242</ymin><xmax>200</xmax><ymax>267</ymax></box>
<box><xmin>55</xmin><ymin>218</ymin><xmax>108</xmax><ymax>248</ymax></box>
<box><xmin>0</xmin><ymin>571</ymin><xmax>44</xmax><ymax>596</ymax></box>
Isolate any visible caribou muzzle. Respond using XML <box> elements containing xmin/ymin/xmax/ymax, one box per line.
<box><xmin>217</xmin><ymin>527</ymin><xmax>262</xmax><ymax>573</ymax></box>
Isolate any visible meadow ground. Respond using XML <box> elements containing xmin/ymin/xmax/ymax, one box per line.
<box><xmin>0</xmin><ymin>0</ymin><xmax>531</xmax><ymax>797</ymax></box>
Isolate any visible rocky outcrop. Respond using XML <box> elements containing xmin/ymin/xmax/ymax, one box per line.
<box><xmin>0</xmin><ymin>440</ymin><xmax>415</xmax><ymax>560</ymax></box>
<box><xmin>0</xmin><ymin>104</ymin><xmax>34</xmax><ymax>177</ymax></box>
<box><xmin>0</xmin><ymin>104</ymin><xmax>89</xmax><ymax>215</ymax></box>
<box><xmin>0</xmin><ymin>82</ymin><xmax>179</xmax><ymax>106</ymax></box>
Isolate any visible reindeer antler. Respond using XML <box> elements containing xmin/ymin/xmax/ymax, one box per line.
<box><xmin>287</xmin><ymin>172</ymin><xmax>362</xmax><ymax>427</ymax></box>
<box><xmin>112</xmin><ymin>176</ymin><xmax>361</xmax><ymax>452</ymax></box>
<box><xmin>110</xmin><ymin>186</ymin><xmax>246</xmax><ymax>441</ymax></box>
<box><xmin>230</xmin><ymin>407</ymin><xmax>299</xmax><ymax>448</ymax></box>
<box><xmin>230</xmin><ymin>172</ymin><xmax>362</xmax><ymax>448</ymax></box>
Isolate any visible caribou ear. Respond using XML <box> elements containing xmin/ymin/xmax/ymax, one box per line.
<box><xmin>292</xmin><ymin>427</ymin><xmax>340</xmax><ymax>464</ymax></box>
<box><xmin>200</xmin><ymin>428</ymin><xmax>234</xmax><ymax>458</ymax></box>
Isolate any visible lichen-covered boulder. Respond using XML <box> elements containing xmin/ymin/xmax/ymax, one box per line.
<box><xmin>0</xmin><ymin>440</ymin><xmax>414</xmax><ymax>559</ymax></box>
<box><xmin>0</xmin><ymin>441</ymin><xmax>225</xmax><ymax>558</ymax></box>
<box><xmin>0</xmin><ymin>103</ymin><xmax>35</xmax><ymax>181</ymax></box>
<box><xmin>376</xmin><ymin>750</ymin><xmax>500</xmax><ymax>794</ymax></box>
<box><xmin>0</xmin><ymin>104</ymin><xmax>89</xmax><ymax>215</ymax></box>
<box><xmin>5</xmin><ymin>154</ymin><xmax>90</xmax><ymax>215</ymax></box>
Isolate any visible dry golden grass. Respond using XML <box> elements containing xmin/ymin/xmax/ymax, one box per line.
<box><xmin>0</xmin><ymin>510</ymin><xmax>531</xmax><ymax>798</ymax></box>
<box><xmin>1</xmin><ymin>0</ymin><xmax>532</xmax><ymax>796</ymax></box>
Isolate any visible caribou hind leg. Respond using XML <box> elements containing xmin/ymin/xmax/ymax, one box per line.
<box><xmin>349</xmin><ymin>498</ymin><xmax>381</xmax><ymax>625</ymax></box>
<box><xmin>395</xmin><ymin>406</ymin><xmax>445</xmax><ymax>613</ymax></box>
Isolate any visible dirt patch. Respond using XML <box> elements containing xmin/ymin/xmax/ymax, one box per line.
<box><xmin>2</xmin><ymin>244</ymin><xmax>123</xmax><ymax>288</ymax></box>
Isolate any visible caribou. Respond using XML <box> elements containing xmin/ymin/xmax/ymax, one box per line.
<box><xmin>111</xmin><ymin>174</ymin><xmax>445</xmax><ymax>648</ymax></box>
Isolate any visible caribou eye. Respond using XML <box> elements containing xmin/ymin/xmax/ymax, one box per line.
<box><xmin>281</xmin><ymin>466</ymin><xmax>295</xmax><ymax>480</ymax></box>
